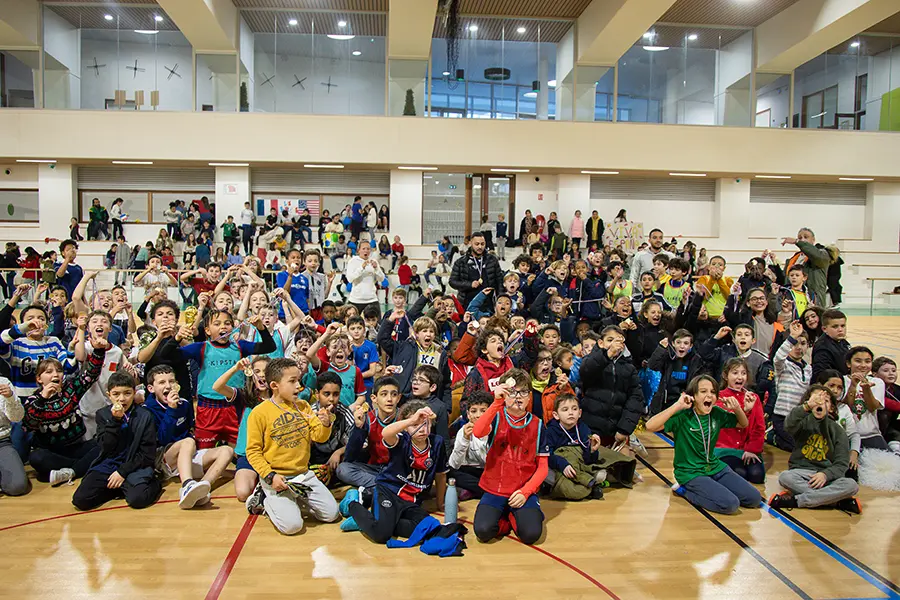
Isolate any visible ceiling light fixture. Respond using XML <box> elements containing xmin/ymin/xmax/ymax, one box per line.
<box><xmin>468</xmin><ymin>24</ymin><xmax>478</xmax><ymax>32</ymax></box>
<box><xmin>669</xmin><ymin>172</ymin><xmax>706</xmax><ymax>177</ymax></box>
<box><xmin>112</xmin><ymin>160</ymin><xmax>154</xmax><ymax>165</ymax></box>
<box><xmin>643</xmin><ymin>32</ymin><xmax>654</xmax><ymax>39</ymax></box>
<box><xmin>523</xmin><ymin>91</ymin><xmax>537</xmax><ymax>98</ymax></box>
<box><xmin>327</xmin><ymin>34</ymin><xmax>355</xmax><ymax>40</ymax></box>
<box><xmin>104</xmin><ymin>14</ymin><xmax>113</xmax><ymax>21</ymax></box>
<box><xmin>687</xmin><ymin>34</ymin><xmax>698</xmax><ymax>41</ymax></box>
<box><xmin>755</xmin><ymin>174</ymin><xmax>791</xmax><ymax>179</ymax></box>
<box><xmin>491</xmin><ymin>168</ymin><xmax>529</xmax><ymax>173</ymax></box>
<box><xmin>582</xmin><ymin>170</ymin><xmax>619</xmax><ymax>175</ymax></box>
<box><xmin>442</xmin><ymin>71</ymin><xmax>450</xmax><ymax>76</ymax></box>
<box><xmin>154</xmin><ymin>15</ymin><xmax>163</xmax><ymax>22</ymax></box>
<box><xmin>304</xmin><ymin>164</ymin><xmax>345</xmax><ymax>169</ymax></box>
<box><xmin>135</xmin><ymin>30</ymin><xmax>159</xmax><ymax>34</ymax></box>
<box><xmin>352</xmin><ymin>50</ymin><xmax>362</xmax><ymax>56</ymax></box>
<box><xmin>548</xmin><ymin>79</ymin><xmax>557</xmax><ymax>88</ymax></box>
<box><xmin>16</xmin><ymin>159</ymin><xmax>56</xmax><ymax>163</ymax></box>
<box><xmin>289</xmin><ymin>18</ymin><xmax>298</xmax><ymax>26</ymax></box>
<box><xmin>839</xmin><ymin>177</ymin><xmax>874</xmax><ymax>181</ymax></box>
<box><xmin>850</xmin><ymin>41</ymin><xmax>860</xmax><ymax>48</ymax></box>
<box><xmin>643</xmin><ymin>46</ymin><xmax>669</xmax><ymax>52</ymax></box>
<box><xmin>517</xmin><ymin>26</ymin><xmax>526</xmax><ymax>34</ymax></box>
<box><xmin>209</xmin><ymin>162</ymin><xmax>249</xmax><ymax>167</ymax></box>
<box><xmin>338</xmin><ymin>20</ymin><xmax>347</xmax><ymax>27</ymax></box>
<box><xmin>398</xmin><ymin>166</ymin><xmax>438</xmax><ymax>171</ymax></box>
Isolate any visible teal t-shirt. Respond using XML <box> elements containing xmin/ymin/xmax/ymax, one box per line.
<box><xmin>235</xmin><ymin>406</ymin><xmax>252</xmax><ymax>456</ymax></box>
<box><xmin>665</xmin><ymin>406</ymin><xmax>737</xmax><ymax>484</ymax></box>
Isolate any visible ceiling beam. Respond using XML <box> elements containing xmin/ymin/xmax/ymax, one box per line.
<box><xmin>388</xmin><ymin>0</ymin><xmax>438</xmax><ymax>60</ymax></box>
<box><xmin>757</xmin><ymin>0</ymin><xmax>900</xmax><ymax>73</ymax></box>
<box><xmin>0</xmin><ymin>0</ymin><xmax>40</xmax><ymax>48</ymax></box>
<box><xmin>156</xmin><ymin>0</ymin><xmax>237</xmax><ymax>53</ymax></box>
<box><xmin>576</xmin><ymin>0</ymin><xmax>679</xmax><ymax>66</ymax></box>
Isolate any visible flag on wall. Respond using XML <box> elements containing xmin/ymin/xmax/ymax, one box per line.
<box><xmin>256</xmin><ymin>197</ymin><xmax>320</xmax><ymax>218</ymax></box>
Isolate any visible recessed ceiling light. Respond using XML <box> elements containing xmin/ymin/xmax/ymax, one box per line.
<box><xmin>687</xmin><ymin>34</ymin><xmax>698</xmax><ymax>41</ymax></box>
<box><xmin>523</xmin><ymin>91</ymin><xmax>537</xmax><ymax>98</ymax></box>
<box><xmin>755</xmin><ymin>175</ymin><xmax>791</xmax><ymax>179</ymax></box>
<box><xmin>304</xmin><ymin>164</ymin><xmax>345</xmax><ymax>169</ymax></box>
<box><xmin>327</xmin><ymin>34</ymin><xmax>355</xmax><ymax>40</ymax></box>
<box><xmin>289</xmin><ymin>18</ymin><xmax>298</xmax><ymax>26</ymax></box>
<box><xmin>850</xmin><ymin>41</ymin><xmax>860</xmax><ymax>48</ymax></box>
<box><xmin>352</xmin><ymin>50</ymin><xmax>361</xmax><ymax>56</ymax></box>
<box><xmin>154</xmin><ymin>15</ymin><xmax>163</xmax><ymax>22</ymax></box>
<box><xmin>16</xmin><ymin>159</ymin><xmax>56</xmax><ymax>163</ymax></box>
<box><xmin>442</xmin><ymin>71</ymin><xmax>450</xmax><ymax>76</ymax></box>
<box><xmin>644</xmin><ymin>46</ymin><xmax>669</xmax><ymax>52</ymax></box>
<box><xmin>398</xmin><ymin>166</ymin><xmax>438</xmax><ymax>170</ymax></box>
<box><xmin>135</xmin><ymin>30</ymin><xmax>159</xmax><ymax>34</ymax></box>
<box><xmin>643</xmin><ymin>32</ymin><xmax>654</xmax><ymax>39</ymax></box>
<box><xmin>468</xmin><ymin>24</ymin><xmax>478</xmax><ymax>32</ymax></box>
<box><xmin>517</xmin><ymin>26</ymin><xmax>526</xmax><ymax>34</ymax></box>
<box><xmin>209</xmin><ymin>162</ymin><xmax>249</xmax><ymax>167</ymax></box>
<box><xmin>582</xmin><ymin>170</ymin><xmax>619</xmax><ymax>175</ymax></box>
<box><xmin>338</xmin><ymin>20</ymin><xmax>347</xmax><ymax>28</ymax></box>
<box><xmin>670</xmin><ymin>172</ymin><xmax>706</xmax><ymax>177</ymax></box>
<box><xmin>491</xmin><ymin>168</ymin><xmax>529</xmax><ymax>173</ymax></box>
<box><xmin>548</xmin><ymin>79</ymin><xmax>557</xmax><ymax>88</ymax></box>
<box><xmin>839</xmin><ymin>177</ymin><xmax>874</xmax><ymax>181</ymax></box>
<box><xmin>112</xmin><ymin>160</ymin><xmax>154</xmax><ymax>165</ymax></box>
<box><xmin>104</xmin><ymin>14</ymin><xmax>113</xmax><ymax>21</ymax></box>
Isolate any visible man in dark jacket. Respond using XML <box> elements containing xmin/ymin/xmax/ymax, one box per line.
<box><xmin>782</xmin><ymin>228</ymin><xmax>830</xmax><ymax>305</ymax></box>
<box><xmin>579</xmin><ymin>326</ymin><xmax>644</xmax><ymax>444</ymax></box>
<box><xmin>449</xmin><ymin>232</ymin><xmax>502</xmax><ymax>309</ymax></box>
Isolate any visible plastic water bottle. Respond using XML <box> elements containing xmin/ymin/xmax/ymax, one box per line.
<box><xmin>444</xmin><ymin>478</ymin><xmax>458</xmax><ymax>525</ymax></box>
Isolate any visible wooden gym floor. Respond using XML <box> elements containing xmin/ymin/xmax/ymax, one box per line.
<box><xmin>2</xmin><ymin>316</ymin><xmax>899</xmax><ymax>600</ymax></box>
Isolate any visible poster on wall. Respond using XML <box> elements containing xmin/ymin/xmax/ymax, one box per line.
<box><xmin>603</xmin><ymin>220</ymin><xmax>644</xmax><ymax>253</ymax></box>
<box><xmin>255</xmin><ymin>196</ymin><xmax>321</xmax><ymax>219</ymax></box>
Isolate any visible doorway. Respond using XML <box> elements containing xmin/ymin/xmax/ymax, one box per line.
<box><xmin>465</xmin><ymin>174</ymin><xmax>516</xmax><ymax>239</ymax></box>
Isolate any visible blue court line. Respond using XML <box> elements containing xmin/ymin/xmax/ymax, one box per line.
<box><xmin>652</xmin><ymin>432</ymin><xmax>900</xmax><ymax>600</ymax></box>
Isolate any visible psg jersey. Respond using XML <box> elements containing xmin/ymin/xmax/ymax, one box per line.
<box><xmin>376</xmin><ymin>431</ymin><xmax>448</xmax><ymax>503</ymax></box>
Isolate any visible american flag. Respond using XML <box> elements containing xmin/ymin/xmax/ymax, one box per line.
<box><xmin>256</xmin><ymin>197</ymin><xmax>320</xmax><ymax>218</ymax></box>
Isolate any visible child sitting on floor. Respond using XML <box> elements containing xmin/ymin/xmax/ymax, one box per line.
<box><xmin>472</xmin><ymin>368</ymin><xmax>548</xmax><ymax>546</ymax></box>
<box><xmin>336</xmin><ymin>376</ymin><xmax>400</xmax><ymax>489</ymax></box>
<box><xmin>817</xmin><ymin>371</ymin><xmax>861</xmax><ymax>479</ymax></box>
<box><xmin>768</xmin><ymin>384</ymin><xmax>861</xmax><ymax>514</ymax></box>
<box><xmin>309</xmin><ymin>372</ymin><xmax>355</xmax><ymax>486</ymax></box>
<box><xmin>72</xmin><ymin>371</ymin><xmax>162</xmax><ymax>511</ymax></box>
<box><xmin>448</xmin><ymin>390</ymin><xmax>490</xmax><ymax>501</ymax></box>
<box><xmin>872</xmin><ymin>357</ymin><xmax>900</xmax><ymax>454</ymax></box>
<box><xmin>545</xmin><ymin>394</ymin><xmax>606</xmax><ymax>500</ymax></box>
<box><xmin>714</xmin><ymin>359</ymin><xmax>766</xmax><ymax>484</ymax></box>
<box><xmin>843</xmin><ymin>346</ymin><xmax>890</xmax><ymax>451</ymax></box>
<box><xmin>244</xmin><ymin>358</ymin><xmax>339</xmax><ymax>535</ymax></box>
<box><xmin>646</xmin><ymin>375</ymin><xmax>762</xmax><ymax>515</ymax></box>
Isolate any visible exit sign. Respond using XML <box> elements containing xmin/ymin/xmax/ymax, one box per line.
<box><xmin>449</xmin><ymin>184</ymin><xmax>457</xmax><ymax>189</ymax></box>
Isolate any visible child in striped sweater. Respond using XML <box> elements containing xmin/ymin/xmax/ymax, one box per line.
<box><xmin>770</xmin><ymin>321</ymin><xmax>812</xmax><ymax>451</ymax></box>
<box><xmin>0</xmin><ymin>304</ymin><xmax>74</xmax><ymax>397</ymax></box>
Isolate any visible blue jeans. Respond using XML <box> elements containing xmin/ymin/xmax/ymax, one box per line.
<box><xmin>335</xmin><ymin>462</ymin><xmax>382</xmax><ymax>489</ymax></box>
<box><xmin>680</xmin><ymin>465</ymin><xmax>762</xmax><ymax>514</ymax></box>
<box><xmin>720</xmin><ymin>454</ymin><xmax>766</xmax><ymax>484</ymax></box>
<box><xmin>300</xmin><ymin>226</ymin><xmax>313</xmax><ymax>244</ymax></box>
<box><xmin>423</xmin><ymin>267</ymin><xmax>436</xmax><ymax>283</ymax></box>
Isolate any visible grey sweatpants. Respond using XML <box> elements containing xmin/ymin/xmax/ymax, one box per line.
<box><xmin>0</xmin><ymin>439</ymin><xmax>29</xmax><ymax>496</ymax></box>
<box><xmin>260</xmin><ymin>470</ymin><xmax>340</xmax><ymax>535</ymax></box>
<box><xmin>778</xmin><ymin>468</ymin><xmax>858</xmax><ymax>508</ymax></box>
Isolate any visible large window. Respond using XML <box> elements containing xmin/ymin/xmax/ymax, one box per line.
<box><xmin>423</xmin><ymin>173</ymin><xmax>467</xmax><ymax>244</ymax></box>
<box><xmin>0</xmin><ymin>51</ymin><xmax>38</xmax><ymax>108</ymax></box>
<box><xmin>0</xmin><ymin>190</ymin><xmax>39</xmax><ymax>222</ymax></box>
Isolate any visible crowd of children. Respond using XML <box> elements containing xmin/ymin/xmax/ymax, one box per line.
<box><xmin>0</xmin><ymin>213</ymin><xmax>894</xmax><ymax>558</ymax></box>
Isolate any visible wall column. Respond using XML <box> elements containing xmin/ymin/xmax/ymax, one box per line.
<box><xmin>714</xmin><ymin>178</ymin><xmax>751</xmax><ymax>248</ymax></box>
<box><xmin>38</xmin><ymin>163</ymin><xmax>76</xmax><ymax>237</ymax></box>
<box><xmin>558</xmin><ymin>174</ymin><xmax>591</xmax><ymax>235</ymax></box>
<box><xmin>390</xmin><ymin>169</ymin><xmax>423</xmax><ymax>245</ymax></box>
<box><xmin>862</xmin><ymin>182</ymin><xmax>900</xmax><ymax>252</ymax></box>
<box><xmin>214</xmin><ymin>166</ymin><xmax>250</xmax><ymax>231</ymax></box>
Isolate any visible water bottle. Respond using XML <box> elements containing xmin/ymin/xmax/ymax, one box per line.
<box><xmin>444</xmin><ymin>478</ymin><xmax>458</xmax><ymax>525</ymax></box>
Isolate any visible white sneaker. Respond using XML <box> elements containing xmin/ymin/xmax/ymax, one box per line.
<box><xmin>594</xmin><ymin>469</ymin><xmax>607</xmax><ymax>485</ymax></box>
<box><xmin>195</xmin><ymin>493</ymin><xmax>211</xmax><ymax>507</ymax></box>
<box><xmin>179</xmin><ymin>480</ymin><xmax>211</xmax><ymax>509</ymax></box>
<box><xmin>629</xmin><ymin>434</ymin><xmax>649</xmax><ymax>459</ymax></box>
<box><xmin>50</xmin><ymin>468</ymin><xmax>75</xmax><ymax>487</ymax></box>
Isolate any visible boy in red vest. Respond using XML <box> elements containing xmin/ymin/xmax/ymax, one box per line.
<box><xmin>472</xmin><ymin>368</ymin><xmax>548</xmax><ymax>546</ymax></box>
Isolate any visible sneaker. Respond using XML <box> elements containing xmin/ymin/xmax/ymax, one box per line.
<box><xmin>339</xmin><ymin>488</ymin><xmax>360</xmax><ymax>518</ymax></box>
<box><xmin>458</xmin><ymin>488</ymin><xmax>474</xmax><ymax>502</ymax></box>
<box><xmin>671</xmin><ymin>482</ymin><xmax>685</xmax><ymax>496</ymax></box>
<box><xmin>180</xmin><ymin>480</ymin><xmax>211</xmax><ymax>509</ymax></box>
<box><xmin>594</xmin><ymin>469</ymin><xmax>608</xmax><ymax>485</ymax></box>
<box><xmin>245</xmin><ymin>483</ymin><xmax>265</xmax><ymax>515</ymax></box>
<box><xmin>768</xmin><ymin>491</ymin><xmax>797</xmax><ymax>510</ymax></box>
<box><xmin>49</xmin><ymin>468</ymin><xmax>75</xmax><ymax>487</ymax></box>
<box><xmin>629</xmin><ymin>435</ymin><xmax>649</xmax><ymax>458</ymax></box>
<box><xmin>835</xmin><ymin>497</ymin><xmax>862</xmax><ymax>515</ymax></box>
<box><xmin>590</xmin><ymin>485</ymin><xmax>605</xmax><ymax>500</ymax></box>
<box><xmin>339</xmin><ymin>517</ymin><xmax>360</xmax><ymax>532</ymax></box>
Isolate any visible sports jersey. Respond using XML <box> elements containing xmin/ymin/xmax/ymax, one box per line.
<box><xmin>416</xmin><ymin>342</ymin><xmax>441</xmax><ymax>367</ymax></box>
<box><xmin>665</xmin><ymin>406</ymin><xmax>737</xmax><ymax>484</ymax></box>
<box><xmin>377</xmin><ymin>431</ymin><xmax>448</xmax><ymax>503</ymax></box>
<box><xmin>610</xmin><ymin>280</ymin><xmax>633</xmax><ymax>302</ymax></box>
<box><xmin>479</xmin><ymin>408</ymin><xmax>549</xmax><ymax>497</ymax></box>
<box><xmin>316</xmin><ymin>358</ymin><xmax>365</xmax><ymax>406</ymax></box>
<box><xmin>662</xmin><ymin>279</ymin><xmax>688</xmax><ymax>309</ymax></box>
<box><xmin>181</xmin><ymin>331</ymin><xmax>273</xmax><ymax>401</ymax></box>
<box><xmin>144</xmin><ymin>391</ymin><xmax>194</xmax><ymax>446</ymax></box>
<box><xmin>787</xmin><ymin>288</ymin><xmax>810</xmax><ymax>319</ymax></box>
<box><xmin>275</xmin><ymin>271</ymin><xmax>310</xmax><ymax>314</ymax></box>
<box><xmin>0</xmin><ymin>324</ymin><xmax>74</xmax><ymax>397</ymax></box>
<box><xmin>365</xmin><ymin>410</ymin><xmax>396</xmax><ymax>465</ymax></box>
<box><xmin>352</xmin><ymin>339</ymin><xmax>380</xmax><ymax>389</ymax></box>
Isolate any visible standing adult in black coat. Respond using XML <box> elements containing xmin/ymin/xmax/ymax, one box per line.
<box><xmin>449</xmin><ymin>232</ymin><xmax>502</xmax><ymax>309</ymax></box>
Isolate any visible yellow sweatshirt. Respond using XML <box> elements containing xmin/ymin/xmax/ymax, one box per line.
<box><xmin>245</xmin><ymin>398</ymin><xmax>332</xmax><ymax>480</ymax></box>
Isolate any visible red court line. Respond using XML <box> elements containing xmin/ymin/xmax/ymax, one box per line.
<box><xmin>0</xmin><ymin>495</ymin><xmax>238</xmax><ymax>533</ymax></box>
<box><xmin>439</xmin><ymin>512</ymin><xmax>621</xmax><ymax>600</ymax></box>
<box><xmin>205</xmin><ymin>514</ymin><xmax>258</xmax><ymax>600</ymax></box>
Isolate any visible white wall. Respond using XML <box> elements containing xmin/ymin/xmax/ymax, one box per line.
<box><xmin>716</xmin><ymin>31</ymin><xmax>753</xmax><ymax>95</ymax></box>
<box><xmin>80</xmin><ymin>37</ymin><xmax>193</xmax><ymax>111</ymax></box>
<box><xmin>42</xmin><ymin>9</ymin><xmax>81</xmax><ymax>109</ymax></box>
<box><xmin>756</xmin><ymin>84</ymin><xmax>790</xmax><ymax>128</ymax></box>
<box><xmin>515</xmin><ymin>175</ymin><xmax>559</xmax><ymax>222</ymax></box>
<box><xmin>215</xmin><ymin>166</ymin><xmax>250</xmax><ymax>230</ymax></box>
<box><xmin>747</xmin><ymin>202</ymin><xmax>864</xmax><ymax>242</ymax></box>
<box><xmin>38</xmin><ymin>164</ymin><xmax>76</xmax><ymax>235</ymax></box>
<box><xmin>389</xmin><ymin>169</ymin><xmax>423</xmax><ymax>245</ymax></box>
<box><xmin>591</xmin><ymin>196</ymin><xmax>716</xmax><ymax>238</ymax></box>
<box><xmin>0</xmin><ymin>164</ymin><xmax>38</xmax><ymax>188</ymax></box>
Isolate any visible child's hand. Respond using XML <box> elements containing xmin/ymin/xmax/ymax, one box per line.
<box><xmin>13</xmin><ymin>283</ymin><xmax>31</xmax><ymax>299</ymax></box>
<box><xmin>0</xmin><ymin>383</ymin><xmax>13</xmax><ymax>398</ymax></box>
<box><xmin>743</xmin><ymin>392</ymin><xmax>757</xmax><ymax>414</ymax></box>
<box><xmin>271</xmin><ymin>474</ymin><xmax>289</xmax><ymax>492</ymax></box>
<box><xmin>462</xmin><ymin>422</ymin><xmax>475</xmax><ymax>440</ymax></box>
<box><xmin>413</xmin><ymin>407</ymin><xmax>436</xmax><ymax>425</ymax></box>
<box><xmin>248</xmin><ymin>313</ymin><xmax>264</xmax><ymax>330</ymax></box>
<box><xmin>272</xmin><ymin>288</ymin><xmax>285</xmax><ymax>299</ymax></box>
<box><xmin>722</xmin><ymin>395</ymin><xmax>741</xmax><ymax>413</ymax></box>
<box><xmin>325</xmin><ymin>322</ymin><xmax>342</xmax><ymax>336</ymax></box>
<box><xmin>198</xmin><ymin>292</ymin><xmax>211</xmax><ymax>308</ymax></box>
<box><xmin>92</xmin><ymin>336</ymin><xmax>110</xmax><ymax>351</ymax></box>
<box><xmin>781</xmin><ymin>297</ymin><xmax>793</xmax><ymax>313</ymax></box>
<box><xmin>75</xmin><ymin>314</ymin><xmax>87</xmax><ymax>331</ymax></box>
<box><xmin>111</xmin><ymin>402</ymin><xmax>126</xmax><ymax>419</ymax></box>
<box><xmin>316</xmin><ymin>408</ymin><xmax>333</xmax><ymax>428</ymax></box>
<box><xmin>546</xmin><ymin>287</ymin><xmax>557</xmax><ymax>296</ymax></box>
<box><xmin>607</xmin><ymin>340</ymin><xmax>625</xmax><ymax>358</ymax></box>
<box><xmin>389</xmin><ymin>309</ymin><xmax>405</xmax><ymax>322</ymax></box>
<box><xmin>590</xmin><ymin>434</ymin><xmax>602</xmax><ymax>452</ymax></box>
<box><xmin>35</xmin><ymin>283</ymin><xmax>48</xmax><ymax>297</ymax></box>
<box><xmin>563</xmin><ymin>465</ymin><xmax>577</xmax><ymax>479</ymax></box>
<box><xmin>742</xmin><ymin>451</ymin><xmax>761</xmax><ymax>465</ymax></box>
<box><xmin>462</xmin><ymin>311</ymin><xmax>473</xmax><ymax>323</ymax></box>
<box><xmin>353</xmin><ymin>402</ymin><xmax>368</xmax><ymax>428</ymax></box>
<box><xmin>659</xmin><ymin>337</ymin><xmax>669</xmax><ymax>348</ymax></box>
<box><xmin>165</xmin><ymin>387</ymin><xmax>180</xmax><ymax>409</ymax></box>
<box><xmin>682</xmin><ymin>285</ymin><xmax>692</xmax><ymax>300</ymax></box>
<box><xmin>482</xmin><ymin>287</ymin><xmax>494</xmax><ymax>296</ymax></box>
<box><xmin>527</xmin><ymin>274</ymin><xmax>536</xmax><ymax>285</ymax></box>
<box><xmin>466</xmin><ymin>320</ymin><xmax>480</xmax><ymax>336</ymax></box>
<box><xmin>676</xmin><ymin>393</ymin><xmax>693</xmax><ymax>411</ymax></box>
<box><xmin>107</xmin><ymin>471</ymin><xmax>125</xmax><ymax>489</ymax></box>
<box><xmin>714</xmin><ymin>326</ymin><xmax>732</xmax><ymax>340</ymax></box>
<box><xmin>508</xmin><ymin>491</ymin><xmax>527</xmax><ymax>509</ymax></box>
<box><xmin>730</xmin><ymin>282</ymin><xmax>742</xmax><ymax>296</ymax></box>
<box><xmin>694</xmin><ymin>283</ymin><xmax>710</xmax><ymax>297</ymax></box>
<box><xmin>789</xmin><ymin>320</ymin><xmax>804</xmax><ymax>339</ymax></box>
<box><xmin>175</xmin><ymin>324</ymin><xmax>193</xmax><ymax>341</ymax></box>
<box><xmin>808</xmin><ymin>472</ymin><xmax>827</xmax><ymax>489</ymax></box>
<box><xmin>849</xmin><ymin>451</ymin><xmax>859</xmax><ymax>470</ymax></box>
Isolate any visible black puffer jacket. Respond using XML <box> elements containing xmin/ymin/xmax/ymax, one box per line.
<box><xmin>449</xmin><ymin>250</ymin><xmax>503</xmax><ymax>308</ymax></box>
<box><xmin>579</xmin><ymin>347</ymin><xmax>644</xmax><ymax>438</ymax></box>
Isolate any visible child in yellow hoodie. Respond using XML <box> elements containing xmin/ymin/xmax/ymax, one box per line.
<box><xmin>245</xmin><ymin>357</ymin><xmax>340</xmax><ymax>534</ymax></box>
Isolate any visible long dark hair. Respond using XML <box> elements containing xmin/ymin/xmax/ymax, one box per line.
<box><xmin>741</xmin><ymin>288</ymin><xmax>778</xmax><ymax>324</ymax></box>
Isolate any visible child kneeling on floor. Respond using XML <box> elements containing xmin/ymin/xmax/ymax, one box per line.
<box><xmin>244</xmin><ymin>358</ymin><xmax>340</xmax><ymax>535</ymax></box>
<box><xmin>768</xmin><ymin>384</ymin><xmax>861</xmax><ymax>514</ymax></box>
<box><xmin>473</xmin><ymin>368</ymin><xmax>549</xmax><ymax>545</ymax></box>
<box><xmin>646</xmin><ymin>374</ymin><xmax>762</xmax><ymax>515</ymax></box>
<box><xmin>72</xmin><ymin>371</ymin><xmax>162</xmax><ymax>511</ymax></box>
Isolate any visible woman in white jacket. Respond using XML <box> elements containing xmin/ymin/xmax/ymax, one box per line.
<box><xmin>109</xmin><ymin>198</ymin><xmax>125</xmax><ymax>241</ymax></box>
<box><xmin>366</xmin><ymin>202</ymin><xmax>378</xmax><ymax>243</ymax></box>
<box><xmin>344</xmin><ymin>242</ymin><xmax>384</xmax><ymax>315</ymax></box>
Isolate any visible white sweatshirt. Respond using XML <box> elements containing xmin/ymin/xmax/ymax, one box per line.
<box><xmin>448</xmin><ymin>428</ymin><xmax>488</xmax><ymax>470</ymax></box>
<box><xmin>345</xmin><ymin>256</ymin><xmax>384</xmax><ymax>304</ymax></box>
<box><xmin>0</xmin><ymin>376</ymin><xmax>23</xmax><ymax>441</ymax></box>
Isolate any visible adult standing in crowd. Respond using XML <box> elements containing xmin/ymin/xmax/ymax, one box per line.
<box><xmin>449</xmin><ymin>231</ymin><xmax>502</xmax><ymax>309</ymax></box>
<box><xmin>782</xmin><ymin>228</ymin><xmax>831</xmax><ymax>305</ymax></box>
<box><xmin>345</xmin><ymin>242</ymin><xmax>385</xmax><ymax>316</ymax></box>
<box><xmin>630</xmin><ymin>228</ymin><xmax>673</xmax><ymax>285</ymax></box>
<box><xmin>240</xmin><ymin>201</ymin><xmax>255</xmax><ymax>255</ymax></box>
<box><xmin>519</xmin><ymin>210</ymin><xmax>537</xmax><ymax>247</ymax></box>
<box><xmin>585</xmin><ymin>210</ymin><xmax>605</xmax><ymax>250</ymax></box>
<box><xmin>366</xmin><ymin>202</ymin><xmax>378</xmax><ymax>243</ymax></box>
<box><xmin>350</xmin><ymin>196</ymin><xmax>365</xmax><ymax>242</ymax></box>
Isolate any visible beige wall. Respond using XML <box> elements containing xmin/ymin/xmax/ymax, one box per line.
<box><xmin>2</xmin><ymin>110</ymin><xmax>900</xmax><ymax>178</ymax></box>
